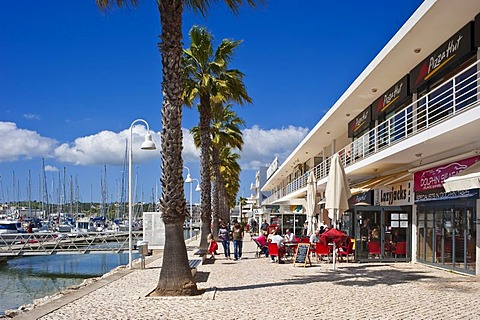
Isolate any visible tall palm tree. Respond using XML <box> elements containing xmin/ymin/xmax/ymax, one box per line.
<box><xmin>219</xmin><ymin>146</ymin><xmax>241</xmax><ymax>217</ymax></box>
<box><xmin>211</xmin><ymin>103</ymin><xmax>245</xmax><ymax>235</ymax></box>
<box><xmin>191</xmin><ymin>103</ymin><xmax>245</xmax><ymax>235</ymax></box>
<box><xmin>183</xmin><ymin>26</ymin><xmax>251</xmax><ymax>249</ymax></box>
<box><xmin>96</xmin><ymin>0</ymin><xmax>261</xmax><ymax>296</ymax></box>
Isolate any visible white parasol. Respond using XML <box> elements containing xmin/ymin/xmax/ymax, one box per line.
<box><xmin>324</xmin><ymin>153</ymin><xmax>351</xmax><ymax>270</ymax></box>
<box><xmin>306</xmin><ymin>170</ymin><xmax>318</xmax><ymax>236</ymax></box>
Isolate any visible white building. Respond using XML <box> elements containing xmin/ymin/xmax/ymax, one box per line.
<box><xmin>261</xmin><ymin>0</ymin><xmax>480</xmax><ymax>275</ymax></box>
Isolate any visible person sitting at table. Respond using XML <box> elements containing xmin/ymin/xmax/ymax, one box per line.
<box><xmin>319</xmin><ymin>225</ymin><xmax>325</xmax><ymax>235</ymax></box>
<box><xmin>392</xmin><ymin>229</ymin><xmax>406</xmax><ymax>243</ymax></box>
<box><xmin>268</xmin><ymin>230</ymin><xmax>285</xmax><ymax>263</ymax></box>
<box><xmin>370</xmin><ymin>226</ymin><xmax>380</xmax><ymax>242</ymax></box>
<box><xmin>309</xmin><ymin>229</ymin><xmax>321</xmax><ymax>243</ymax></box>
<box><xmin>284</xmin><ymin>229</ymin><xmax>295</xmax><ymax>242</ymax></box>
<box><xmin>254</xmin><ymin>232</ymin><xmax>269</xmax><ymax>256</ymax></box>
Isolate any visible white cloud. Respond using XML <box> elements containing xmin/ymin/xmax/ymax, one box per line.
<box><xmin>182</xmin><ymin>128</ymin><xmax>200</xmax><ymax>163</ymax></box>
<box><xmin>54</xmin><ymin>125</ymin><xmax>162</xmax><ymax>166</ymax></box>
<box><xmin>23</xmin><ymin>113</ymin><xmax>41</xmax><ymax>120</ymax></box>
<box><xmin>240</xmin><ymin>125</ymin><xmax>309</xmax><ymax>169</ymax></box>
<box><xmin>0</xmin><ymin>122</ymin><xmax>57</xmax><ymax>162</ymax></box>
<box><xmin>1</xmin><ymin>121</ymin><xmax>307</xmax><ymax>175</ymax></box>
<box><xmin>54</xmin><ymin>126</ymin><xmax>202</xmax><ymax>167</ymax></box>
<box><xmin>44</xmin><ymin>165</ymin><xmax>59</xmax><ymax>172</ymax></box>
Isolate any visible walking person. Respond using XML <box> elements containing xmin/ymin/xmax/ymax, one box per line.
<box><xmin>232</xmin><ymin>222</ymin><xmax>244</xmax><ymax>260</ymax></box>
<box><xmin>218</xmin><ymin>223</ymin><xmax>231</xmax><ymax>259</ymax></box>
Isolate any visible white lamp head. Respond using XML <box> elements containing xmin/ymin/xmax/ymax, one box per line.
<box><xmin>185</xmin><ymin>174</ymin><xmax>192</xmax><ymax>183</ymax></box>
<box><xmin>195</xmin><ymin>184</ymin><xmax>201</xmax><ymax>192</ymax></box>
<box><xmin>141</xmin><ymin>133</ymin><xmax>156</xmax><ymax>150</ymax></box>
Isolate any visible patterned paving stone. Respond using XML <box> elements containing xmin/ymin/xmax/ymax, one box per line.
<box><xmin>14</xmin><ymin>236</ymin><xmax>480</xmax><ymax>320</ymax></box>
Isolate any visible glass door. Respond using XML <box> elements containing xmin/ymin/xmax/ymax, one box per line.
<box><xmin>355</xmin><ymin>209</ymin><xmax>382</xmax><ymax>261</ymax></box>
<box><xmin>355</xmin><ymin>206</ymin><xmax>411</xmax><ymax>262</ymax></box>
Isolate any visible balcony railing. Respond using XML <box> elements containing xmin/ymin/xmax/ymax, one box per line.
<box><xmin>265</xmin><ymin>59</ymin><xmax>480</xmax><ymax>204</ymax></box>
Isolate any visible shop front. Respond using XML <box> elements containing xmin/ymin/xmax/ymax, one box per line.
<box><xmin>345</xmin><ymin>180</ymin><xmax>413</xmax><ymax>262</ymax></box>
<box><xmin>268</xmin><ymin>205</ymin><xmax>306</xmax><ymax>237</ymax></box>
<box><xmin>414</xmin><ymin>156</ymin><xmax>479</xmax><ymax>274</ymax></box>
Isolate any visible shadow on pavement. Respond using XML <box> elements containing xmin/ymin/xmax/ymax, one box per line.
<box><xmin>216</xmin><ymin>265</ymin><xmax>439</xmax><ymax>293</ymax></box>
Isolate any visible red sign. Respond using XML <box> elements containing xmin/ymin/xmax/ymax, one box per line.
<box><xmin>414</xmin><ymin>156</ymin><xmax>480</xmax><ymax>192</ymax></box>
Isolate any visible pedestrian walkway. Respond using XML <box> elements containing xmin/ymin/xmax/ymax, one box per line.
<box><xmin>11</xmin><ymin>235</ymin><xmax>480</xmax><ymax>320</ymax></box>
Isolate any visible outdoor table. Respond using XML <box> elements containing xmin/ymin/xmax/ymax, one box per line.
<box><xmin>284</xmin><ymin>242</ymin><xmax>298</xmax><ymax>259</ymax></box>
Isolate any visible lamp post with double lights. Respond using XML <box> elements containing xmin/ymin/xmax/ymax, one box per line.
<box><xmin>129</xmin><ymin>119</ymin><xmax>156</xmax><ymax>269</ymax></box>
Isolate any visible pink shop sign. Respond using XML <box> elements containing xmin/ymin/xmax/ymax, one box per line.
<box><xmin>414</xmin><ymin>156</ymin><xmax>480</xmax><ymax>192</ymax></box>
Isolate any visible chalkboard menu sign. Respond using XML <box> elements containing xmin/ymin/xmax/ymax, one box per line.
<box><xmin>294</xmin><ymin>243</ymin><xmax>311</xmax><ymax>267</ymax></box>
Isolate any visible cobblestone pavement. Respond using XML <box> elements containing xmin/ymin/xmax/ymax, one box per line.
<box><xmin>16</xmin><ymin>236</ymin><xmax>480</xmax><ymax>320</ymax></box>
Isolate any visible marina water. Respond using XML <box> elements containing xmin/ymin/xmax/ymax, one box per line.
<box><xmin>0</xmin><ymin>229</ymin><xmax>194</xmax><ymax>314</ymax></box>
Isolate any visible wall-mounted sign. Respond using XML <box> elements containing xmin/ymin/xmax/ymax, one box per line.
<box><xmin>414</xmin><ymin>156</ymin><xmax>480</xmax><ymax>192</ymax></box>
<box><xmin>266</xmin><ymin>157</ymin><xmax>279</xmax><ymax>179</ymax></box>
<box><xmin>348</xmin><ymin>105</ymin><xmax>372</xmax><ymax>138</ymax></box>
<box><xmin>372</xmin><ymin>75</ymin><xmax>410</xmax><ymax>119</ymax></box>
<box><xmin>415</xmin><ymin>188</ymin><xmax>478</xmax><ymax>203</ymax></box>
<box><xmin>348</xmin><ymin>190</ymin><xmax>373</xmax><ymax>206</ymax></box>
<box><xmin>374</xmin><ymin>180</ymin><xmax>413</xmax><ymax>206</ymax></box>
<box><xmin>410</xmin><ymin>22</ymin><xmax>474</xmax><ymax>90</ymax></box>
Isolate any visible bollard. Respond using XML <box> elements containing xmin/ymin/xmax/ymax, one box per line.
<box><xmin>137</xmin><ymin>240</ymin><xmax>149</xmax><ymax>269</ymax></box>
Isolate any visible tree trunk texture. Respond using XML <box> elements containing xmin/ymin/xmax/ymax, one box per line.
<box><xmin>154</xmin><ymin>0</ymin><xmax>199</xmax><ymax>296</ymax></box>
<box><xmin>152</xmin><ymin>222</ymin><xmax>203</xmax><ymax>296</ymax></box>
<box><xmin>220</xmin><ymin>187</ymin><xmax>229</xmax><ymax>222</ymax></box>
<box><xmin>198</xmin><ymin>95</ymin><xmax>212</xmax><ymax>250</ymax></box>
<box><xmin>211</xmin><ymin>145</ymin><xmax>221</xmax><ymax>237</ymax></box>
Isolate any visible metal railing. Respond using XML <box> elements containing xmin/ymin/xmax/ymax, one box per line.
<box><xmin>0</xmin><ymin>231</ymin><xmax>143</xmax><ymax>256</ymax></box>
<box><xmin>265</xmin><ymin>59</ymin><xmax>480</xmax><ymax>204</ymax></box>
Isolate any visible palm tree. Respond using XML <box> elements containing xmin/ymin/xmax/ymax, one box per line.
<box><xmin>219</xmin><ymin>146</ymin><xmax>241</xmax><ymax>218</ymax></box>
<box><xmin>183</xmin><ymin>26</ymin><xmax>251</xmax><ymax>249</ymax></box>
<box><xmin>96</xmin><ymin>0</ymin><xmax>261</xmax><ymax>297</ymax></box>
<box><xmin>211</xmin><ymin>103</ymin><xmax>245</xmax><ymax>235</ymax></box>
<box><xmin>238</xmin><ymin>196</ymin><xmax>247</xmax><ymax>223</ymax></box>
<box><xmin>191</xmin><ymin>103</ymin><xmax>245</xmax><ymax>235</ymax></box>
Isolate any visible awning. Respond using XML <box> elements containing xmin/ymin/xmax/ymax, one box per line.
<box><xmin>350</xmin><ymin>171</ymin><xmax>410</xmax><ymax>195</ymax></box>
<box><xmin>443</xmin><ymin>161</ymin><xmax>480</xmax><ymax>192</ymax></box>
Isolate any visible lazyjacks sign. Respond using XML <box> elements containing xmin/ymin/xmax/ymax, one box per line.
<box><xmin>374</xmin><ymin>181</ymin><xmax>413</xmax><ymax>206</ymax></box>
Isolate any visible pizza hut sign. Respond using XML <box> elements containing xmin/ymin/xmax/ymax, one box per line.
<box><xmin>414</xmin><ymin>156</ymin><xmax>480</xmax><ymax>192</ymax></box>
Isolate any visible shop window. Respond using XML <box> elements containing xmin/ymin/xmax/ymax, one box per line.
<box><xmin>416</xmin><ymin>199</ymin><xmax>476</xmax><ymax>274</ymax></box>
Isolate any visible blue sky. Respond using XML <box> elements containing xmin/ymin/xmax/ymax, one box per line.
<box><xmin>0</xmin><ymin>1</ymin><xmax>423</xmax><ymax>206</ymax></box>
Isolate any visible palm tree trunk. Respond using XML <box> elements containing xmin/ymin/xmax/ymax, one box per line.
<box><xmin>199</xmin><ymin>96</ymin><xmax>212</xmax><ymax>250</ymax></box>
<box><xmin>221</xmin><ymin>188</ymin><xmax>229</xmax><ymax>221</ymax></box>
<box><xmin>153</xmin><ymin>0</ymin><xmax>200</xmax><ymax>296</ymax></box>
<box><xmin>211</xmin><ymin>145</ymin><xmax>221</xmax><ymax>236</ymax></box>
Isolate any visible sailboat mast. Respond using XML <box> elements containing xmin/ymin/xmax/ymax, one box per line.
<box><xmin>28</xmin><ymin>170</ymin><xmax>32</xmax><ymax>217</ymax></box>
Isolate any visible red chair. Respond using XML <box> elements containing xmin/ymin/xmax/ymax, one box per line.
<box><xmin>268</xmin><ymin>243</ymin><xmax>285</xmax><ymax>263</ymax></box>
<box><xmin>315</xmin><ymin>242</ymin><xmax>331</xmax><ymax>262</ymax></box>
<box><xmin>368</xmin><ymin>241</ymin><xmax>381</xmax><ymax>258</ymax></box>
<box><xmin>391</xmin><ymin>241</ymin><xmax>406</xmax><ymax>258</ymax></box>
<box><xmin>337</xmin><ymin>239</ymin><xmax>354</xmax><ymax>262</ymax></box>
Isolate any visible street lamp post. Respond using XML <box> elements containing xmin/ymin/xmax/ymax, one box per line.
<box><xmin>184</xmin><ymin>167</ymin><xmax>200</xmax><ymax>238</ymax></box>
<box><xmin>129</xmin><ymin>119</ymin><xmax>156</xmax><ymax>269</ymax></box>
<box><xmin>184</xmin><ymin>166</ymin><xmax>193</xmax><ymax>238</ymax></box>
<box><xmin>191</xmin><ymin>178</ymin><xmax>200</xmax><ymax>238</ymax></box>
